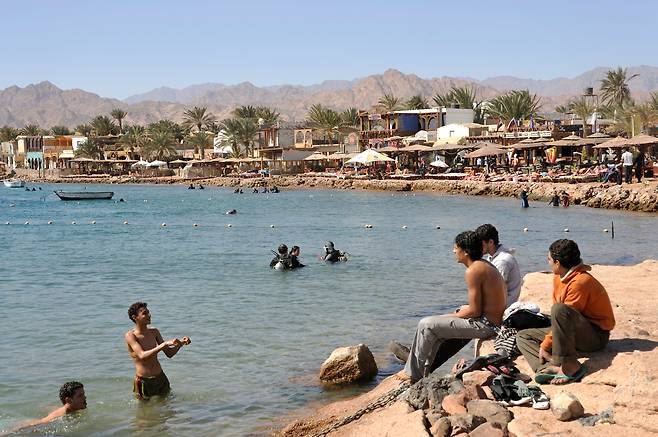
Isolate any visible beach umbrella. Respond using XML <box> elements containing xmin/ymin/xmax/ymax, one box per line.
<box><xmin>147</xmin><ymin>160</ymin><xmax>167</xmax><ymax>168</ymax></box>
<box><xmin>326</xmin><ymin>152</ymin><xmax>347</xmax><ymax>160</ymax></box>
<box><xmin>346</xmin><ymin>148</ymin><xmax>395</xmax><ymax>164</ymax></box>
<box><xmin>465</xmin><ymin>145</ymin><xmax>508</xmax><ymax>158</ymax></box>
<box><xmin>431</xmin><ymin>142</ymin><xmax>478</xmax><ymax>151</ymax></box>
<box><xmin>131</xmin><ymin>160</ymin><xmax>149</xmax><ymax>167</ymax></box>
<box><xmin>593</xmin><ymin>136</ymin><xmax>629</xmax><ymax>149</ymax></box>
<box><xmin>399</xmin><ymin>144</ymin><xmax>433</xmax><ymax>152</ymax></box>
<box><xmin>303</xmin><ymin>152</ymin><xmax>329</xmax><ymax>161</ymax></box>
<box><xmin>575</xmin><ymin>133</ymin><xmax>611</xmax><ymax>146</ymax></box>
<box><xmin>71</xmin><ymin>157</ymin><xmax>94</xmax><ymax>162</ymax></box>
<box><xmin>378</xmin><ymin>145</ymin><xmax>401</xmax><ymax>153</ymax></box>
<box><xmin>626</xmin><ymin>134</ymin><xmax>658</xmax><ymax>146</ymax></box>
<box><xmin>429</xmin><ymin>159</ymin><xmax>449</xmax><ymax>168</ymax></box>
<box><xmin>550</xmin><ymin>134</ymin><xmax>582</xmax><ymax>147</ymax></box>
<box><xmin>385</xmin><ymin>135</ymin><xmax>405</xmax><ymax>141</ymax></box>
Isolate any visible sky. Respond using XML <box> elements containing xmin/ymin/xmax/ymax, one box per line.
<box><xmin>2</xmin><ymin>0</ymin><xmax>657</xmax><ymax>99</ymax></box>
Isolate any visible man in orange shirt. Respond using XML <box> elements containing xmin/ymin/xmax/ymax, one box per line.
<box><xmin>517</xmin><ymin>239</ymin><xmax>615</xmax><ymax>384</ymax></box>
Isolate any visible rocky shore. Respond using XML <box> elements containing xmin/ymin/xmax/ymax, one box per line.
<box><xmin>274</xmin><ymin>261</ymin><xmax>658</xmax><ymax>437</ymax></box>
<box><xmin>12</xmin><ymin>173</ymin><xmax>658</xmax><ymax>213</ymax></box>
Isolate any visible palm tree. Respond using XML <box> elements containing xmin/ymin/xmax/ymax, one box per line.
<box><xmin>75</xmin><ymin>124</ymin><xmax>93</xmax><ymax>137</ymax></box>
<box><xmin>378</xmin><ymin>94</ymin><xmax>402</xmax><ymax>112</ymax></box>
<box><xmin>20</xmin><ymin>124</ymin><xmax>42</xmax><ymax>136</ymax></box>
<box><xmin>120</xmin><ymin>125</ymin><xmax>147</xmax><ymax>159</ymax></box>
<box><xmin>600</xmin><ymin>67</ymin><xmax>638</xmax><ymax>107</ymax></box>
<box><xmin>182</xmin><ymin>106</ymin><xmax>216</xmax><ymax>133</ymax></box>
<box><xmin>0</xmin><ymin>126</ymin><xmax>19</xmax><ymax>142</ymax></box>
<box><xmin>143</xmin><ymin>130</ymin><xmax>177</xmax><ymax>160</ymax></box>
<box><xmin>50</xmin><ymin>125</ymin><xmax>71</xmax><ymax>135</ymax></box>
<box><xmin>255</xmin><ymin>106</ymin><xmax>280</xmax><ymax>125</ymax></box>
<box><xmin>232</xmin><ymin>105</ymin><xmax>259</xmax><ymax>120</ymax></box>
<box><xmin>649</xmin><ymin>91</ymin><xmax>658</xmax><ymax>112</ymax></box>
<box><xmin>340</xmin><ymin>107</ymin><xmax>359</xmax><ymax>127</ymax></box>
<box><xmin>404</xmin><ymin>95</ymin><xmax>430</xmax><ymax>110</ymax></box>
<box><xmin>306</xmin><ymin>104</ymin><xmax>343</xmax><ymax>147</ymax></box>
<box><xmin>554</xmin><ymin>104</ymin><xmax>573</xmax><ymax>116</ymax></box>
<box><xmin>74</xmin><ymin>138</ymin><xmax>104</xmax><ymax>159</ymax></box>
<box><xmin>110</xmin><ymin>108</ymin><xmax>128</xmax><ymax>133</ymax></box>
<box><xmin>484</xmin><ymin>90</ymin><xmax>541</xmax><ymax>123</ymax></box>
<box><xmin>90</xmin><ymin>115</ymin><xmax>118</xmax><ymax>136</ymax></box>
<box><xmin>219</xmin><ymin>118</ymin><xmax>259</xmax><ymax>157</ymax></box>
<box><xmin>186</xmin><ymin>131</ymin><xmax>211</xmax><ymax>158</ymax></box>
<box><xmin>569</xmin><ymin>97</ymin><xmax>596</xmax><ymax>137</ymax></box>
<box><xmin>148</xmin><ymin>119</ymin><xmax>187</xmax><ymax>142</ymax></box>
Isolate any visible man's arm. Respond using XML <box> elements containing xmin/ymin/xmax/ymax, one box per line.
<box><xmin>10</xmin><ymin>406</ymin><xmax>67</xmax><ymax>433</ymax></box>
<box><xmin>451</xmin><ymin>268</ymin><xmax>483</xmax><ymax>319</ymax></box>
<box><xmin>125</xmin><ymin>331</ymin><xmax>176</xmax><ymax>361</ymax></box>
<box><xmin>155</xmin><ymin>329</ymin><xmax>185</xmax><ymax>358</ymax></box>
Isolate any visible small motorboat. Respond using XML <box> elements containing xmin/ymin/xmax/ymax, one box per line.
<box><xmin>54</xmin><ymin>190</ymin><xmax>114</xmax><ymax>200</ymax></box>
<box><xmin>3</xmin><ymin>180</ymin><xmax>25</xmax><ymax>188</ymax></box>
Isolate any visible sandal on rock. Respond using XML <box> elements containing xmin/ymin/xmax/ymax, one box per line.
<box><xmin>534</xmin><ymin>364</ymin><xmax>587</xmax><ymax>385</ymax></box>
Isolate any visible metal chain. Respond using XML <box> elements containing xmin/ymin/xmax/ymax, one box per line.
<box><xmin>309</xmin><ymin>382</ymin><xmax>411</xmax><ymax>437</ymax></box>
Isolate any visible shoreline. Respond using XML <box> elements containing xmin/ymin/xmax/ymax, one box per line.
<box><xmin>274</xmin><ymin>260</ymin><xmax>658</xmax><ymax>437</ymax></box>
<box><xmin>13</xmin><ymin>174</ymin><xmax>658</xmax><ymax>213</ymax></box>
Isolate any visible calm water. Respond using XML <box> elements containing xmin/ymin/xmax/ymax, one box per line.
<box><xmin>1</xmin><ymin>184</ymin><xmax>656</xmax><ymax>436</ymax></box>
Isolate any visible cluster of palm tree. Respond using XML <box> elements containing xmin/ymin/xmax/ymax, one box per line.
<box><xmin>216</xmin><ymin>105</ymin><xmax>280</xmax><ymax>158</ymax></box>
<box><xmin>433</xmin><ymin>85</ymin><xmax>484</xmax><ymax>123</ymax></box>
<box><xmin>305</xmin><ymin>104</ymin><xmax>359</xmax><ymax>147</ymax></box>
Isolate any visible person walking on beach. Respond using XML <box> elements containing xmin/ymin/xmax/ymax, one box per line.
<box><xmin>10</xmin><ymin>381</ymin><xmax>87</xmax><ymax>433</ymax></box>
<box><xmin>621</xmin><ymin>148</ymin><xmax>634</xmax><ymax>184</ymax></box>
<box><xmin>635</xmin><ymin>149</ymin><xmax>645</xmax><ymax>183</ymax></box>
<box><xmin>516</xmin><ymin>239</ymin><xmax>615</xmax><ymax>385</ymax></box>
<box><xmin>476</xmin><ymin>224</ymin><xmax>522</xmax><ymax>306</ymax></box>
<box><xmin>395</xmin><ymin>231</ymin><xmax>506</xmax><ymax>383</ymax></box>
<box><xmin>125</xmin><ymin>302</ymin><xmax>191</xmax><ymax>399</ymax></box>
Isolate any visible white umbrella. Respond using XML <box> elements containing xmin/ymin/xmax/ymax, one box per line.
<box><xmin>346</xmin><ymin>148</ymin><xmax>395</xmax><ymax>165</ymax></box>
<box><xmin>429</xmin><ymin>159</ymin><xmax>449</xmax><ymax>168</ymax></box>
<box><xmin>131</xmin><ymin>160</ymin><xmax>149</xmax><ymax>168</ymax></box>
<box><xmin>147</xmin><ymin>160</ymin><xmax>168</xmax><ymax>168</ymax></box>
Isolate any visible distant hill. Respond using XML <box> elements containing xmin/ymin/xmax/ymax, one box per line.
<box><xmin>2</xmin><ymin>66</ymin><xmax>658</xmax><ymax>128</ymax></box>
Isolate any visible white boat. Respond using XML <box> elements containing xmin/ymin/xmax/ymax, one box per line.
<box><xmin>3</xmin><ymin>180</ymin><xmax>25</xmax><ymax>188</ymax></box>
<box><xmin>54</xmin><ymin>190</ymin><xmax>114</xmax><ymax>200</ymax></box>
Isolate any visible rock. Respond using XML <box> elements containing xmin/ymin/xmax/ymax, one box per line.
<box><xmin>388</xmin><ymin>340</ymin><xmax>410</xmax><ymax>363</ymax></box>
<box><xmin>405</xmin><ymin>372</ymin><xmax>452</xmax><ymax>411</ymax></box>
<box><xmin>462</xmin><ymin>384</ymin><xmax>487</xmax><ymax>401</ymax></box>
<box><xmin>441</xmin><ymin>393</ymin><xmax>467</xmax><ymax>415</ymax></box>
<box><xmin>579</xmin><ymin>406</ymin><xmax>615</xmax><ymax>426</ymax></box>
<box><xmin>448</xmin><ymin>380</ymin><xmax>465</xmax><ymax>394</ymax></box>
<box><xmin>469</xmin><ymin>422</ymin><xmax>505</xmax><ymax>437</ymax></box>
<box><xmin>425</xmin><ymin>410</ymin><xmax>445</xmax><ymax>427</ymax></box>
<box><xmin>550</xmin><ymin>391</ymin><xmax>585</xmax><ymax>421</ymax></box>
<box><xmin>318</xmin><ymin>344</ymin><xmax>377</xmax><ymax>384</ymax></box>
<box><xmin>429</xmin><ymin>417</ymin><xmax>451</xmax><ymax>437</ymax></box>
<box><xmin>448</xmin><ymin>413</ymin><xmax>486</xmax><ymax>434</ymax></box>
<box><xmin>466</xmin><ymin>400</ymin><xmax>512</xmax><ymax>427</ymax></box>
<box><xmin>462</xmin><ymin>370</ymin><xmax>495</xmax><ymax>387</ymax></box>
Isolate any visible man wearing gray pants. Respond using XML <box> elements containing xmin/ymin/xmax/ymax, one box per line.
<box><xmin>396</xmin><ymin>231</ymin><xmax>507</xmax><ymax>383</ymax></box>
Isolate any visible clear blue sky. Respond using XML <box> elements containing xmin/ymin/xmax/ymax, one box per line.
<box><xmin>2</xmin><ymin>0</ymin><xmax>657</xmax><ymax>99</ymax></box>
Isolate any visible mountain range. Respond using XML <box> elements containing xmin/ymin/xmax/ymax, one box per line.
<box><xmin>2</xmin><ymin>66</ymin><xmax>658</xmax><ymax>129</ymax></box>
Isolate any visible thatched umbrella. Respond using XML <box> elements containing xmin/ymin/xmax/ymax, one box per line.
<box><xmin>626</xmin><ymin>134</ymin><xmax>658</xmax><ymax>146</ymax></box>
<box><xmin>465</xmin><ymin>145</ymin><xmax>508</xmax><ymax>159</ymax></box>
<box><xmin>593</xmin><ymin>136</ymin><xmax>629</xmax><ymax>149</ymax></box>
<box><xmin>303</xmin><ymin>152</ymin><xmax>329</xmax><ymax>161</ymax></box>
<box><xmin>575</xmin><ymin>132</ymin><xmax>610</xmax><ymax>146</ymax></box>
<box><xmin>378</xmin><ymin>145</ymin><xmax>401</xmax><ymax>153</ymax></box>
<box><xmin>399</xmin><ymin>144</ymin><xmax>433</xmax><ymax>152</ymax></box>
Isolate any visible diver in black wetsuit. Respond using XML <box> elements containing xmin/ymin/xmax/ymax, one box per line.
<box><xmin>271</xmin><ymin>186</ymin><xmax>279</xmax><ymax>193</ymax></box>
<box><xmin>323</xmin><ymin>241</ymin><xmax>347</xmax><ymax>263</ymax></box>
<box><xmin>290</xmin><ymin>245</ymin><xmax>305</xmax><ymax>268</ymax></box>
<box><xmin>520</xmin><ymin>190</ymin><xmax>529</xmax><ymax>208</ymax></box>
<box><xmin>549</xmin><ymin>193</ymin><xmax>560</xmax><ymax>207</ymax></box>
<box><xmin>270</xmin><ymin>244</ymin><xmax>292</xmax><ymax>270</ymax></box>
<box><xmin>188</xmin><ymin>184</ymin><xmax>195</xmax><ymax>189</ymax></box>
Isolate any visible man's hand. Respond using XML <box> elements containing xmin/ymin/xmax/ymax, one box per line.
<box><xmin>539</xmin><ymin>347</ymin><xmax>552</xmax><ymax>364</ymax></box>
<box><xmin>165</xmin><ymin>338</ymin><xmax>181</xmax><ymax>348</ymax></box>
<box><xmin>456</xmin><ymin>305</ymin><xmax>469</xmax><ymax>313</ymax></box>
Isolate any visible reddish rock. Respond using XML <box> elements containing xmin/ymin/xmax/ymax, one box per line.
<box><xmin>462</xmin><ymin>370</ymin><xmax>495</xmax><ymax>387</ymax></box>
<box><xmin>441</xmin><ymin>393</ymin><xmax>467</xmax><ymax>415</ymax></box>
<box><xmin>469</xmin><ymin>422</ymin><xmax>505</xmax><ymax>437</ymax></box>
<box><xmin>466</xmin><ymin>400</ymin><xmax>512</xmax><ymax>427</ymax></box>
<box><xmin>462</xmin><ymin>384</ymin><xmax>487</xmax><ymax>402</ymax></box>
<box><xmin>429</xmin><ymin>417</ymin><xmax>451</xmax><ymax>437</ymax></box>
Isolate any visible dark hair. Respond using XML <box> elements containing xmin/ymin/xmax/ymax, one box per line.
<box><xmin>475</xmin><ymin>224</ymin><xmax>499</xmax><ymax>245</ymax></box>
<box><xmin>278</xmin><ymin>244</ymin><xmax>288</xmax><ymax>254</ymax></box>
<box><xmin>59</xmin><ymin>381</ymin><xmax>84</xmax><ymax>405</ymax></box>
<box><xmin>455</xmin><ymin>231</ymin><xmax>483</xmax><ymax>260</ymax></box>
<box><xmin>549</xmin><ymin>239</ymin><xmax>582</xmax><ymax>269</ymax></box>
<box><xmin>128</xmin><ymin>302</ymin><xmax>147</xmax><ymax>323</ymax></box>
<box><xmin>291</xmin><ymin>245</ymin><xmax>300</xmax><ymax>254</ymax></box>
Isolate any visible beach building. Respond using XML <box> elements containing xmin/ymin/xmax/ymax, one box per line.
<box><xmin>437</xmin><ymin>123</ymin><xmax>489</xmax><ymax>141</ymax></box>
<box><xmin>43</xmin><ymin>136</ymin><xmax>74</xmax><ymax>169</ymax></box>
<box><xmin>16</xmin><ymin>135</ymin><xmax>50</xmax><ymax>170</ymax></box>
<box><xmin>1</xmin><ymin>140</ymin><xmax>17</xmax><ymax>169</ymax></box>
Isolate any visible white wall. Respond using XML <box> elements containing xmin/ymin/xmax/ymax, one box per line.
<box><xmin>437</xmin><ymin>124</ymin><xmax>470</xmax><ymax>140</ymax></box>
<box><xmin>443</xmin><ymin>109</ymin><xmax>474</xmax><ymax>126</ymax></box>
<box><xmin>71</xmin><ymin>136</ymin><xmax>87</xmax><ymax>151</ymax></box>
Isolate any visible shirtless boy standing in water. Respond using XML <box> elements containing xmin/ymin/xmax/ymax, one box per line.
<box><xmin>125</xmin><ymin>302</ymin><xmax>191</xmax><ymax>399</ymax></box>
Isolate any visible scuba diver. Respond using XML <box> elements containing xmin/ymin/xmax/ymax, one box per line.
<box><xmin>253</xmin><ymin>187</ymin><xmax>259</xmax><ymax>194</ymax></box>
<box><xmin>323</xmin><ymin>241</ymin><xmax>348</xmax><ymax>263</ymax></box>
<box><xmin>271</xmin><ymin>186</ymin><xmax>280</xmax><ymax>193</ymax></box>
<box><xmin>226</xmin><ymin>209</ymin><xmax>237</xmax><ymax>215</ymax></box>
<box><xmin>290</xmin><ymin>245</ymin><xmax>305</xmax><ymax>268</ymax></box>
<box><xmin>548</xmin><ymin>193</ymin><xmax>560</xmax><ymax>207</ymax></box>
<box><xmin>188</xmin><ymin>184</ymin><xmax>195</xmax><ymax>190</ymax></box>
<box><xmin>198</xmin><ymin>184</ymin><xmax>205</xmax><ymax>190</ymax></box>
<box><xmin>520</xmin><ymin>189</ymin><xmax>529</xmax><ymax>208</ymax></box>
<box><xmin>270</xmin><ymin>244</ymin><xmax>292</xmax><ymax>270</ymax></box>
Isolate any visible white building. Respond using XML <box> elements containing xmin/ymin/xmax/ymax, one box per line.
<box><xmin>71</xmin><ymin>136</ymin><xmax>88</xmax><ymax>151</ymax></box>
<box><xmin>437</xmin><ymin>123</ymin><xmax>489</xmax><ymax>141</ymax></box>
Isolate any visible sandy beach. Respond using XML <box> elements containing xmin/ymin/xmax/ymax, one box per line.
<box><xmin>274</xmin><ymin>260</ymin><xmax>658</xmax><ymax>437</ymax></box>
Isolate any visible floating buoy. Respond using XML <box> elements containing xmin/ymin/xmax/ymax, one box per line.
<box><xmin>123</xmin><ymin>220</ymin><xmax>129</xmax><ymax>225</ymax></box>
<box><xmin>603</xmin><ymin>228</ymin><xmax>609</xmax><ymax>233</ymax></box>
<box><xmin>193</xmin><ymin>223</ymin><xmax>198</xmax><ymax>227</ymax></box>
<box><xmin>226</xmin><ymin>224</ymin><xmax>232</xmax><ymax>228</ymax></box>
<box><xmin>9</xmin><ymin>203</ymin><xmax>15</xmax><ymax>207</ymax></box>
<box><xmin>412</xmin><ymin>193</ymin><xmax>416</xmax><ymax>197</ymax></box>
<box><xmin>47</xmin><ymin>220</ymin><xmax>53</xmax><ymax>225</ymax></box>
<box><xmin>270</xmin><ymin>224</ymin><xmax>275</xmax><ymax>228</ymax></box>
<box><xmin>401</xmin><ymin>225</ymin><xmax>408</xmax><ymax>229</ymax></box>
<box><xmin>144</xmin><ymin>199</ymin><xmax>148</xmax><ymax>203</ymax></box>
<box><xmin>523</xmin><ymin>227</ymin><xmax>529</xmax><ymax>232</ymax></box>
<box><xmin>436</xmin><ymin>226</ymin><xmax>441</xmax><ymax>230</ymax></box>
<box><xmin>5</xmin><ymin>222</ymin><xmax>9</xmax><ymax>225</ymax></box>
<box><xmin>91</xmin><ymin>220</ymin><xmax>96</xmax><ymax>225</ymax></box>
<box><xmin>563</xmin><ymin>228</ymin><xmax>570</xmax><ymax>232</ymax></box>
<box><xmin>161</xmin><ymin>223</ymin><xmax>167</xmax><ymax>227</ymax></box>
<box><xmin>24</xmin><ymin>221</ymin><xmax>29</xmax><ymax>225</ymax></box>
<box><xmin>71</xmin><ymin>221</ymin><xmax>76</xmax><ymax>225</ymax></box>
<box><xmin>364</xmin><ymin>224</ymin><xmax>373</xmax><ymax>229</ymax></box>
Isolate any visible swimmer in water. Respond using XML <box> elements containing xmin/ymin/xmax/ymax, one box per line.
<box><xmin>290</xmin><ymin>245</ymin><xmax>305</xmax><ymax>268</ymax></box>
<box><xmin>323</xmin><ymin>241</ymin><xmax>348</xmax><ymax>263</ymax></box>
<box><xmin>11</xmin><ymin>381</ymin><xmax>87</xmax><ymax>432</ymax></box>
<box><xmin>270</xmin><ymin>244</ymin><xmax>292</xmax><ymax>270</ymax></box>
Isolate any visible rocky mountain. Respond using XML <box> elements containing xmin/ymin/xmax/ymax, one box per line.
<box><xmin>2</xmin><ymin>66</ymin><xmax>658</xmax><ymax>129</ymax></box>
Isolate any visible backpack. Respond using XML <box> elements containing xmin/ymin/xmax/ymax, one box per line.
<box><xmin>503</xmin><ymin>309</ymin><xmax>551</xmax><ymax>330</ymax></box>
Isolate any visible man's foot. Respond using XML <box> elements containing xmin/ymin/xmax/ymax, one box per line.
<box><xmin>534</xmin><ymin>364</ymin><xmax>587</xmax><ymax>385</ymax></box>
<box><xmin>393</xmin><ymin>370</ymin><xmax>411</xmax><ymax>382</ymax></box>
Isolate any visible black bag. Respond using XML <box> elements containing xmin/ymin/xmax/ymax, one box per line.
<box><xmin>503</xmin><ymin>309</ymin><xmax>551</xmax><ymax>330</ymax></box>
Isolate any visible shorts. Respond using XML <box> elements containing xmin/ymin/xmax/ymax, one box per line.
<box><xmin>133</xmin><ymin>372</ymin><xmax>171</xmax><ymax>399</ymax></box>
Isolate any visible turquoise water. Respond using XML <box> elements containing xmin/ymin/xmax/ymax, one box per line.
<box><xmin>1</xmin><ymin>184</ymin><xmax>656</xmax><ymax>436</ymax></box>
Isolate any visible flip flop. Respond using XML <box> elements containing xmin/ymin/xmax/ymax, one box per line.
<box><xmin>534</xmin><ymin>365</ymin><xmax>587</xmax><ymax>385</ymax></box>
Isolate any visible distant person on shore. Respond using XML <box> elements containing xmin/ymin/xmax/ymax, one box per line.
<box><xmin>635</xmin><ymin>149</ymin><xmax>645</xmax><ymax>183</ymax></box>
<box><xmin>125</xmin><ymin>302</ymin><xmax>191</xmax><ymax>400</ymax></box>
<box><xmin>549</xmin><ymin>193</ymin><xmax>560</xmax><ymax>207</ymax></box>
<box><xmin>520</xmin><ymin>189</ymin><xmax>529</xmax><ymax>208</ymax></box>
<box><xmin>323</xmin><ymin>241</ymin><xmax>347</xmax><ymax>263</ymax></box>
<box><xmin>270</xmin><ymin>244</ymin><xmax>291</xmax><ymax>270</ymax></box>
<box><xmin>253</xmin><ymin>187</ymin><xmax>259</xmax><ymax>194</ymax></box>
<box><xmin>10</xmin><ymin>381</ymin><xmax>87</xmax><ymax>432</ymax></box>
<box><xmin>290</xmin><ymin>245</ymin><xmax>305</xmax><ymax>268</ymax></box>
<box><xmin>476</xmin><ymin>224</ymin><xmax>522</xmax><ymax>306</ymax></box>
<box><xmin>395</xmin><ymin>231</ymin><xmax>506</xmax><ymax>383</ymax></box>
<box><xmin>621</xmin><ymin>148</ymin><xmax>634</xmax><ymax>184</ymax></box>
<box><xmin>516</xmin><ymin>239</ymin><xmax>615</xmax><ymax>385</ymax></box>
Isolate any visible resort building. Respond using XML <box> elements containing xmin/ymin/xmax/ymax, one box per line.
<box><xmin>17</xmin><ymin>135</ymin><xmax>50</xmax><ymax>170</ymax></box>
<box><xmin>1</xmin><ymin>141</ymin><xmax>17</xmax><ymax>169</ymax></box>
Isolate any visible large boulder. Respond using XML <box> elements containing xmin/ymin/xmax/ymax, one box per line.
<box><xmin>466</xmin><ymin>399</ymin><xmax>513</xmax><ymax>428</ymax></box>
<box><xmin>551</xmin><ymin>391</ymin><xmax>584</xmax><ymax>421</ymax></box>
<box><xmin>318</xmin><ymin>344</ymin><xmax>377</xmax><ymax>384</ymax></box>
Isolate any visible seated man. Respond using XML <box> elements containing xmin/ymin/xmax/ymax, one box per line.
<box><xmin>13</xmin><ymin>381</ymin><xmax>87</xmax><ymax>431</ymax></box>
<box><xmin>396</xmin><ymin>231</ymin><xmax>507</xmax><ymax>383</ymax></box>
<box><xmin>476</xmin><ymin>224</ymin><xmax>523</xmax><ymax>306</ymax></box>
<box><xmin>516</xmin><ymin>239</ymin><xmax>615</xmax><ymax>384</ymax></box>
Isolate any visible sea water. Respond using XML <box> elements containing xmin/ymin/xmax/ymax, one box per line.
<box><xmin>1</xmin><ymin>184</ymin><xmax>656</xmax><ymax>436</ymax></box>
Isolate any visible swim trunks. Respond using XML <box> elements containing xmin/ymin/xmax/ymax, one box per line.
<box><xmin>133</xmin><ymin>372</ymin><xmax>170</xmax><ymax>399</ymax></box>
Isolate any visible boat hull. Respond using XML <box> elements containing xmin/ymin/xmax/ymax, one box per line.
<box><xmin>3</xmin><ymin>180</ymin><xmax>25</xmax><ymax>188</ymax></box>
<box><xmin>54</xmin><ymin>191</ymin><xmax>114</xmax><ymax>200</ymax></box>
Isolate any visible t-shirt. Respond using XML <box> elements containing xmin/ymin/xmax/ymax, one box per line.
<box><xmin>486</xmin><ymin>245</ymin><xmax>522</xmax><ymax>306</ymax></box>
<box><xmin>622</xmin><ymin>151</ymin><xmax>634</xmax><ymax>166</ymax></box>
